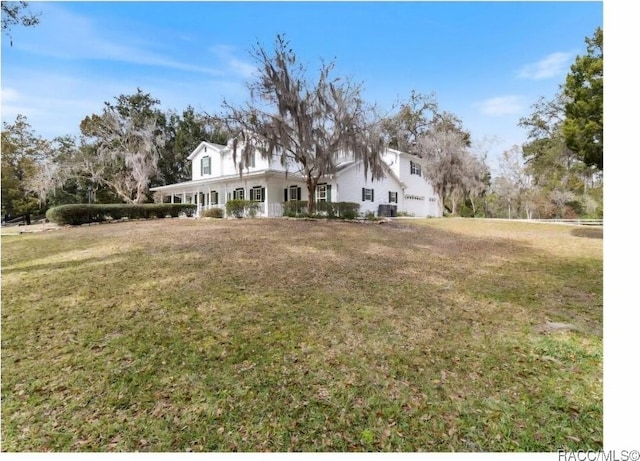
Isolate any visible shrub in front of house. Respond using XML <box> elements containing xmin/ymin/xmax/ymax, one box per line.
<box><xmin>315</xmin><ymin>201</ymin><xmax>336</xmax><ymax>218</ymax></box>
<box><xmin>282</xmin><ymin>201</ymin><xmax>360</xmax><ymax>219</ymax></box>
<box><xmin>283</xmin><ymin>200</ymin><xmax>308</xmax><ymax>217</ymax></box>
<box><xmin>225</xmin><ymin>199</ymin><xmax>261</xmax><ymax>218</ymax></box>
<box><xmin>46</xmin><ymin>204</ymin><xmax>197</xmax><ymax>225</ymax></box>
<box><xmin>335</xmin><ymin>202</ymin><xmax>360</xmax><ymax>219</ymax></box>
<box><xmin>201</xmin><ymin>207</ymin><xmax>225</xmax><ymax>218</ymax></box>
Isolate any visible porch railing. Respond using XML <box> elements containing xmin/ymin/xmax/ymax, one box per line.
<box><xmin>196</xmin><ymin>202</ymin><xmax>283</xmax><ymax>218</ymax></box>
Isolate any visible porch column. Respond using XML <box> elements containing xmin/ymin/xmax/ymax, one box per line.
<box><xmin>170</xmin><ymin>194</ymin><xmax>174</xmax><ymax>204</ymax></box>
<box><xmin>182</xmin><ymin>191</ymin><xmax>186</xmax><ymax>204</ymax></box>
<box><xmin>264</xmin><ymin>183</ymin><xmax>269</xmax><ymax>217</ymax></box>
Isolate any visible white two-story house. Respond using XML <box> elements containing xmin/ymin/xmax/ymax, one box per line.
<box><xmin>150</xmin><ymin>140</ymin><xmax>442</xmax><ymax>218</ymax></box>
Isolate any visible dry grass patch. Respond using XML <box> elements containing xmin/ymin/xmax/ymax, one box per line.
<box><xmin>2</xmin><ymin>218</ymin><xmax>602</xmax><ymax>451</ymax></box>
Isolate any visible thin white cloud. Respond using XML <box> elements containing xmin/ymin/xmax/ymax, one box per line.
<box><xmin>476</xmin><ymin>95</ymin><xmax>526</xmax><ymax>116</ymax></box>
<box><xmin>1</xmin><ymin>87</ymin><xmax>21</xmax><ymax>103</ymax></box>
<box><xmin>1</xmin><ymin>66</ymin><xmax>249</xmax><ymax>139</ymax></box>
<box><xmin>517</xmin><ymin>52</ymin><xmax>574</xmax><ymax>80</ymax></box>
<box><xmin>210</xmin><ymin>45</ymin><xmax>257</xmax><ymax>78</ymax></box>
<box><xmin>1</xmin><ymin>70</ymin><xmax>127</xmax><ymax>137</ymax></box>
<box><xmin>13</xmin><ymin>3</ymin><xmax>225</xmax><ymax>77</ymax></box>
<box><xmin>229</xmin><ymin>57</ymin><xmax>257</xmax><ymax>78</ymax></box>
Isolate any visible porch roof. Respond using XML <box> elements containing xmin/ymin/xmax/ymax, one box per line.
<box><xmin>149</xmin><ymin>169</ymin><xmax>306</xmax><ymax>193</ymax></box>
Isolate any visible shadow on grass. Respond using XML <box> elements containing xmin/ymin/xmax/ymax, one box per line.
<box><xmin>1</xmin><ymin>254</ymin><xmax>128</xmax><ymax>276</ymax></box>
<box><xmin>570</xmin><ymin>227</ymin><xmax>603</xmax><ymax>239</ymax></box>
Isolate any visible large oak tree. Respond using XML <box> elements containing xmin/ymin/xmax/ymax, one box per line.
<box><xmin>382</xmin><ymin>93</ymin><xmax>486</xmax><ymax>216</ymax></box>
<box><xmin>80</xmin><ymin>89</ymin><xmax>166</xmax><ymax>203</ymax></box>
<box><xmin>221</xmin><ymin>35</ymin><xmax>385</xmax><ymax>214</ymax></box>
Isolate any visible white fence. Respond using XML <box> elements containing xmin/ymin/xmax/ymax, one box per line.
<box><xmin>500</xmin><ymin>218</ymin><xmax>603</xmax><ymax>226</ymax></box>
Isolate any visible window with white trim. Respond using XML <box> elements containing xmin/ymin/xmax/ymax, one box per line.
<box><xmin>410</xmin><ymin>160</ymin><xmax>422</xmax><ymax>177</ymax></box>
<box><xmin>233</xmin><ymin>188</ymin><xmax>245</xmax><ymax>200</ymax></box>
<box><xmin>389</xmin><ymin>191</ymin><xmax>398</xmax><ymax>203</ymax></box>
<box><xmin>362</xmin><ymin>188</ymin><xmax>374</xmax><ymax>202</ymax></box>
<box><xmin>250</xmin><ymin>186</ymin><xmax>265</xmax><ymax>202</ymax></box>
<box><xmin>210</xmin><ymin>190</ymin><xmax>219</xmax><ymax>205</ymax></box>
<box><xmin>288</xmin><ymin>185</ymin><xmax>301</xmax><ymax>201</ymax></box>
<box><xmin>201</xmin><ymin>156</ymin><xmax>211</xmax><ymax>175</ymax></box>
<box><xmin>316</xmin><ymin>183</ymin><xmax>330</xmax><ymax>202</ymax></box>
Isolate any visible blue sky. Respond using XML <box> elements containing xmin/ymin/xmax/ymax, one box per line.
<box><xmin>1</xmin><ymin>1</ymin><xmax>603</xmax><ymax>173</ymax></box>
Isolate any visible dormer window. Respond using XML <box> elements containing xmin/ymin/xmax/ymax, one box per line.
<box><xmin>201</xmin><ymin>156</ymin><xmax>211</xmax><ymax>175</ymax></box>
<box><xmin>410</xmin><ymin>160</ymin><xmax>422</xmax><ymax>177</ymax></box>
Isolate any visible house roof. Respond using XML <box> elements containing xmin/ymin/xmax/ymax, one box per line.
<box><xmin>186</xmin><ymin>141</ymin><xmax>229</xmax><ymax>161</ymax></box>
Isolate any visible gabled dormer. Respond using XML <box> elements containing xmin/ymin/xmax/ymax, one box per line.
<box><xmin>188</xmin><ymin>141</ymin><xmax>228</xmax><ymax>180</ymax></box>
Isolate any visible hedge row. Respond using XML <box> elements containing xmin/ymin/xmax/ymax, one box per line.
<box><xmin>283</xmin><ymin>200</ymin><xmax>360</xmax><ymax>219</ymax></box>
<box><xmin>46</xmin><ymin>204</ymin><xmax>197</xmax><ymax>225</ymax></box>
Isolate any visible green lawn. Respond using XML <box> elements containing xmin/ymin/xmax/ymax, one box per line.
<box><xmin>1</xmin><ymin>218</ymin><xmax>603</xmax><ymax>452</ymax></box>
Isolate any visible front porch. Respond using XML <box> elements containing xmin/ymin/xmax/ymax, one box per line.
<box><xmin>150</xmin><ymin>172</ymin><xmax>306</xmax><ymax>218</ymax></box>
<box><xmin>156</xmin><ymin>190</ymin><xmax>284</xmax><ymax>218</ymax></box>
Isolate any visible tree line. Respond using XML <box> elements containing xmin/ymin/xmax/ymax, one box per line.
<box><xmin>1</xmin><ymin>28</ymin><xmax>602</xmax><ymax>221</ymax></box>
<box><xmin>2</xmin><ymin>100</ymin><xmax>228</xmax><ymax>221</ymax></box>
<box><xmin>489</xmin><ymin>28</ymin><xmax>603</xmax><ymax>220</ymax></box>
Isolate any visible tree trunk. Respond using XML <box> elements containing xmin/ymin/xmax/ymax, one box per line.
<box><xmin>438</xmin><ymin>188</ymin><xmax>446</xmax><ymax>216</ymax></box>
<box><xmin>134</xmin><ymin>182</ymin><xmax>146</xmax><ymax>203</ymax></box>
<box><xmin>306</xmin><ymin>175</ymin><xmax>318</xmax><ymax>215</ymax></box>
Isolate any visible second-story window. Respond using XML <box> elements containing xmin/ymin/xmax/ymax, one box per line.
<box><xmin>410</xmin><ymin>160</ymin><xmax>422</xmax><ymax>177</ymax></box>
<box><xmin>241</xmin><ymin>151</ymin><xmax>256</xmax><ymax>169</ymax></box>
<box><xmin>201</xmin><ymin>156</ymin><xmax>211</xmax><ymax>175</ymax></box>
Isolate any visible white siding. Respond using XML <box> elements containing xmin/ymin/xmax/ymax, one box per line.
<box><xmin>334</xmin><ymin>151</ymin><xmax>442</xmax><ymax>217</ymax></box>
<box><xmin>395</xmin><ymin>153</ymin><xmax>441</xmax><ymax>217</ymax></box>
<box><xmin>381</xmin><ymin>150</ymin><xmax>402</xmax><ymax>178</ymax></box>
<box><xmin>191</xmin><ymin>143</ymin><xmax>275</xmax><ymax>181</ymax></box>
<box><xmin>266</xmin><ymin>155</ymin><xmax>301</xmax><ymax>174</ymax></box>
<box><xmin>191</xmin><ymin>144</ymin><xmax>220</xmax><ymax>181</ymax></box>
<box><xmin>334</xmin><ymin>164</ymin><xmax>403</xmax><ymax>217</ymax></box>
